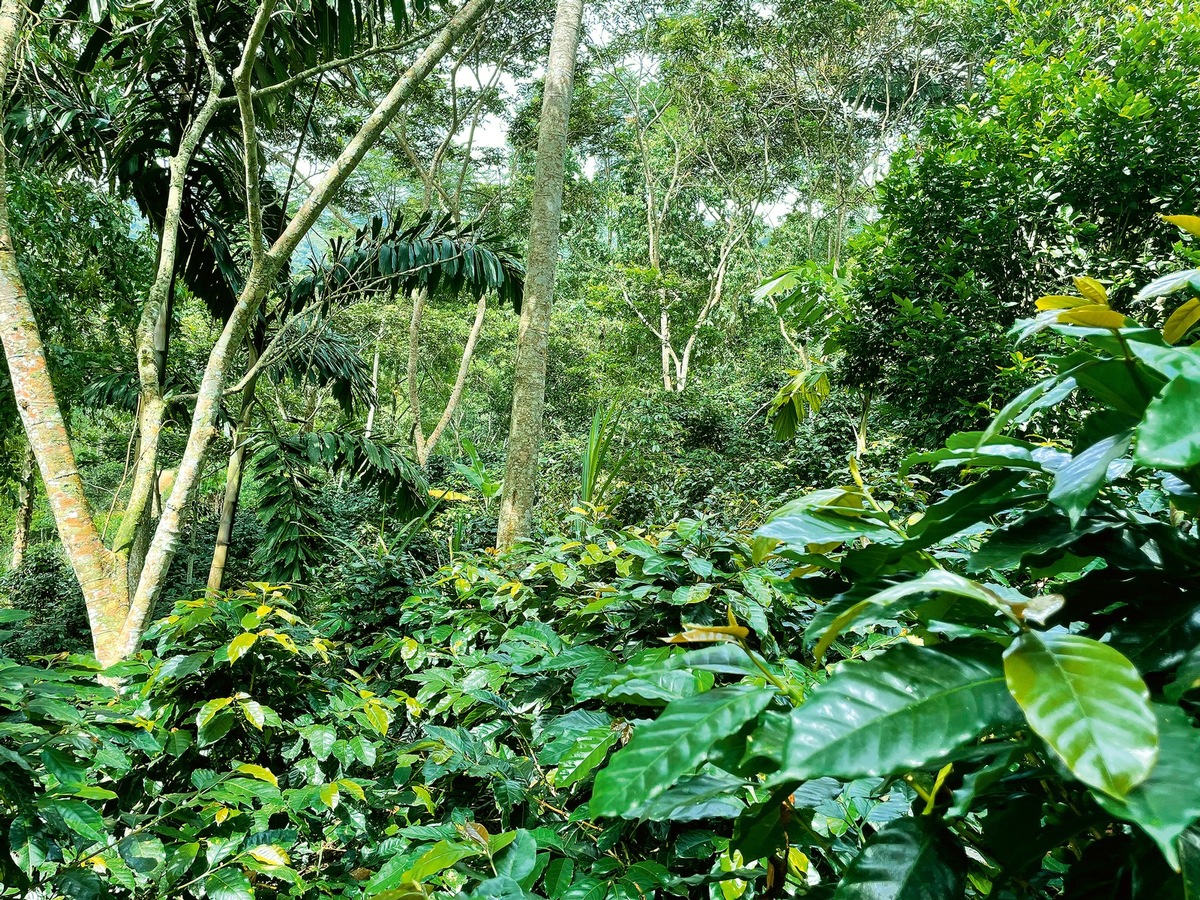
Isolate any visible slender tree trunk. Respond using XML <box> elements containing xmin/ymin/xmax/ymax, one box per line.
<box><xmin>120</xmin><ymin>0</ymin><xmax>494</xmax><ymax>658</ymax></box>
<box><xmin>495</xmin><ymin>0</ymin><xmax>584</xmax><ymax>549</ymax></box>
<box><xmin>417</xmin><ymin>293</ymin><xmax>487</xmax><ymax>466</ymax></box>
<box><xmin>364</xmin><ymin>335</ymin><xmax>382</xmax><ymax>440</ymax></box>
<box><xmin>10</xmin><ymin>442</ymin><xmax>34</xmax><ymax>569</ymax></box>
<box><xmin>206</xmin><ymin>343</ymin><xmax>259</xmax><ymax>594</ymax></box>
<box><xmin>0</xmin><ymin>0</ymin><xmax>129</xmax><ymax>661</ymax></box>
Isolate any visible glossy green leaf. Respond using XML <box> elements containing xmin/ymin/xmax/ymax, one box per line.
<box><xmin>590</xmin><ymin>685</ymin><xmax>774</xmax><ymax>818</ymax></box>
<box><xmin>1004</xmin><ymin>631</ymin><xmax>1157</xmax><ymax>798</ymax></box>
<box><xmin>833</xmin><ymin>818</ymin><xmax>964</xmax><ymax>899</ymax></box>
<box><xmin>781</xmin><ymin>643</ymin><xmax>1018</xmax><ymax>781</ymax></box>
<box><xmin>43</xmin><ymin>799</ymin><xmax>106</xmax><ymax>844</ymax></box>
<box><xmin>1096</xmin><ymin>705</ymin><xmax>1200</xmax><ymax>869</ymax></box>
<box><xmin>1136</xmin><ymin>374</ymin><xmax>1200</xmax><ymax>468</ymax></box>
<box><xmin>404</xmin><ymin>840</ymin><xmax>480</xmax><ymax>882</ymax></box>
<box><xmin>203</xmin><ymin>866</ymin><xmax>254</xmax><ymax>900</ymax></box>
<box><xmin>556</xmin><ymin>727</ymin><xmax>619</xmax><ymax>788</ymax></box>
<box><xmin>808</xmin><ymin>571</ymin><xmax>1014</xmax><ymax>663</ymax></box>
<box><xmin>1049</xmin><ymin>430</ymin><xmax>1133</xmax><ymax>524</ymax></box>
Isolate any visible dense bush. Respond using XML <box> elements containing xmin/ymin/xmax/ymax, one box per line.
<box><xmin>0</xmin><ymin>544</ymin><xmax>90</xmax><ymax>657</ymax></box>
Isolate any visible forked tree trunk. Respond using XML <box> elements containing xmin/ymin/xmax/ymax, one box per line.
<box><xmin>0</xmin><ymin>0</ymin><xmax>495</xmax><ymax>664</ymax></box>
<box><xmin>495</xmin><ymin>0</ymin><xmax>584</xmax><ymax>549</ymax></box>
<box><xmin>410</xmin><ymin>290</ymin><xmax>488</xmax><ymax>466</ymax></box>
<box><xmin>10</xmin><ymin>442</ymin><xmax>35</xmax><ymax>570</ymax></box>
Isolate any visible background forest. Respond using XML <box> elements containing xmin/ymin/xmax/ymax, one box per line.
<box><xmin>3</xmin><ymin>0</ymin><xmax>1200</xmax><ymax>897</ymax></box>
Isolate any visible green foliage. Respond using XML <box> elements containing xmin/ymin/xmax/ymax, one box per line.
<box><xmin>591</xmin><ymin>248</ymin><xmax>1200</xmax><ymax>894</ymax></box>
<box><xmin>0</xmin><ymin>545</ymin><xmax>90</xmax><ymax>657</ymax></box>
<box><xmin>837</xmin><ymin>0</ymin><xmax>1200</xmax><ymax>447</ymax></box>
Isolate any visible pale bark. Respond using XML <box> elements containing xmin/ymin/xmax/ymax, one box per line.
<box><xmin>412</xmin><ymin>292</ymin><xmax>487</xmax><ymax>466</ymax></box>
<box><xmin>0</xmin><ymin>0</ymin><xmax>492</xmax><ymax>662</ymax></box>
<box><xmin>10</xmin><ymin>442</ymin><xmax>34</xmax><ymax>570</ymax></box>
<box><xmin>119</xmin><ymin>0</ymin><xmax>495</xmax><ymax>658</ymax></box>
<box><xmin>0</xmin><ymin>0</ymin><xmax>128</xmax><ymax>660</ymax></box>
<box><xmin>206</xmin><ymin>344</ymin><xmax>260</xmax><ymax>594</ymax></box>
<box><xmin>495</xmin><ymin>0</ymin><xmax>584</xmax><ymax>549</ymax></box>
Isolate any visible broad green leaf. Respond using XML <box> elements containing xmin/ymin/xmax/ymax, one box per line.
<box><xmin>557</xmin><ymin>727</ymin><xmax>619</xmax><ymax>787</ymax></box>
<box><xmin>494</xmin><ymin>829</ymin><xmax>537</xmax><ymax>881</ymax></box>
<box><xmin>203</xmin><ymin>866</ymin><xmax>253</xmax><ymax>900</ymax></box>
<box><xmin>1049</xmin><ymin>430</ymin><xmax>1133</xmax><ymax>524</ymax></box>
<box><xmin>365</xmin><ymin>700</ymin><xmax>392</xmax><ymax>736</ymax></box>
<box><xmin>808</xmin><ymin>571</ymin><xmax>1014</xmax><ymax>663</ymax></box>
<box><xmin>404</xmin><ymin>840</ymin><xmax>480</xmax><ymax>882</ymax></box>
<box><xmin>1004</xmin><ymin>631</ymin><xmax>1157</xmax><ymax>798</ymax></box>
<box><xmin>833</xmin><ymin>818</ymin><xmax>964</xmax><ymax>899</ymax></box>
<box><xmin>196</xmin><ymin>696</ymin><xmax>233</xmax><ymax>729</ymax></box>
<box><xmin>781</xmin><ymin>643</ymin><xmax>1018</xmax><ymax>781</ymax></box>
<box><xmin>1095</xmin><ymin>705</ymin><xmax>1200</xmax><ymax>869</ymax></box>
<box><xmin>227</xmin><ymin>632</ymin><xmax>258</xmax><ymax>663</ymax></box>
<box><xmin>758</xmin><ymin>490</ymin><xmax>900</xmax><ymax>550</ymax></box>
<box><xmin>241</xmin><ymin>700</ymin><xmax>266</xmax><ymax>730</ymax></box>
<box><xmin>43</xmin><ymin>799</ymin><xmax>106</xmax><ymax>844</ymax></box>
<box><xmin>590</xmin><ymin>685</ymin><xmax>774</xmax><ymax>818</ymax></box>
<box><xmin>631</xmin><ymin>772</ymin><xmax>744</xmax><ymax>821</ymax></box>
<box><xmin>1135</xmin><ymin>374</ymin><xmax>1200</xmax><ymax>468</ymax></box>
<box><xmin>304</xmin><ymin>724</ymin><xmax>337</xmax><ymax>760</ymax></box>
<box><xmin>543</xmin><ymin>858</ymin><xmax>574</xmax><ymax>896</ymax></box>
<box><xmin>1137</xmin><ymin>269</ymin><xmax>1200</xmax><ymax>302</ymax></box>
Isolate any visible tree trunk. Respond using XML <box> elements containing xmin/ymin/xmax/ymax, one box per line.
<box><xmin>206</xmin><ymin>344</ymin><xmax>260</xmax><ymax>594</ymax></box>
<box><xmin>0</xmin><ymin>0</ymin><xmax>129</xmax><ymax>662</ymax></box>
<box><xmin>10</xmin><ymin>442</ymin><xmax>34</xmax><ymax>570</ymax></box>
<box><xmin>495</xmin><ymin>0</ymin><xmax>584</xmax><ymax>549</ymax></box>
<box><xmin>119</xmin><ymin>0</ymin><xmax>495</xmax><ymax>659</ymax></box>
<box><xmin>414</xmin><ymin>293</ymin><xmax>488</xmax><ymax>466</ymax></box>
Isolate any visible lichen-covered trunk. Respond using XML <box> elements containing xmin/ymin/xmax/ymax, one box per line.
<box><xmin>10</xmin><ymin>442</ymin><xmax>34</xmax><ymax>569</ymax></box>
<box><xmin>495</xmin><ymin>0</ymin><xmax>584</xmax><ymax>549</ymax></box>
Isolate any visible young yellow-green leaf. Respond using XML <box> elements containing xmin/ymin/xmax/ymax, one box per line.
<box><xmin>319</xmin><ymin>782</ymin><xmax>340</xmax><ymax>810</ymax></box>
<box><xmin>1004</xmin><ymin>631</ymin><xmax>1157</xmax><ymax>798</ymax></box>
<box><xmin>557</xmin><ymin>726</ymin><xmax>620</xmax><ymax>788</ymax></box>
<box><xmin>1036</xmin><ymin>294</ymin><xmax>1090</xmax><ymax>311</ymax></box>
<box><xmin>1074</xmin><ymin>276</ymin><xmax>1108</xmax><ymax>305</ymax></box>
<box><xmin>235</xmin><ymin>763</ymin><xmax>278</xmax><ymax>788</ymax></box>
<box><xmin>338</xmin><ymin>778</ymin><xmax>367</xmax><ymax>802</ymax></box>
<box><xmin>1057</xmin><ymin>305</ymin><xmax>1126</xmax><ymax>329</ymax></box>
<box><xmin>1164</xmin><ymin>298</ymin><xmax>1200</xmax><ymax>344</ymax></box>
<box><xmin>833</xmin><ymin>818</ymin><xmax>964</xmax><ymax>899</ymax></box>
<box><xmin>227</xmin><ymin>632</ymin><xmax>258</xmax><ymax>664</ymax></box>
<box><xmin>1162</xmin><ymin>214</ymin><xmax>1200</xmax><ymax>238</ymax></box>
<box><xmin>365</xmin><ymin>700</ymin><xmax>392</xmax><ymax>736</ymax></box>
<box><xmin>246</xmin><ymin>845</ymin><xmax>289</xmax><ymax>867</ymax></box>
<box><xmin>590</xmin><ymin>685</ymin><xmax>773</xmax><ymax>818</ymax></box>
<box><xmin>241</xmin><ymin>700</ymin><xmax>266</xmax><ymax>731</ymax></box>
<box><xmin>781</xmin><ymin>643</ymin><xmax>1018</xmax><ymax>781</ymax></box>
<box><xmin>403</xmin><ymin>840</ymin><xmax>480</xmax><ymax>882</ymax></box>
<box><xmin>196</xmin><ymin>697</ymin><xmax>233</xmax><ymax>729</ymax></box>
<box><xmin>1135</xmin><ymin>374</ymin><xmax>1200</xmax><ymax>468</ymax></box>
